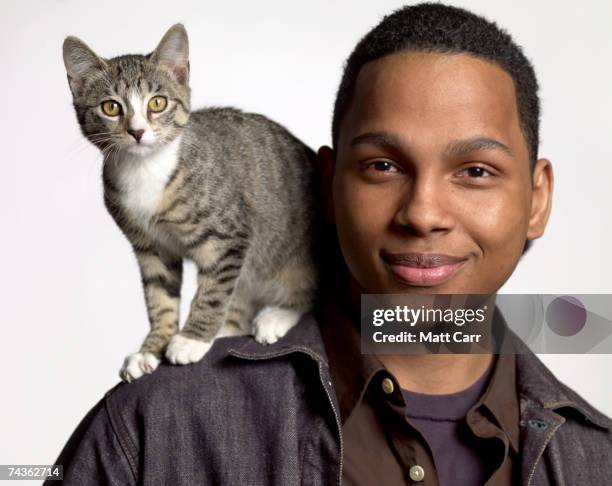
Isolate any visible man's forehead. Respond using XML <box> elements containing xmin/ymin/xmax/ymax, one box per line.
<box><xmin>338</xmin><ymin>51</ymin><xmax>526</xmax><ymax>159</ymax></box>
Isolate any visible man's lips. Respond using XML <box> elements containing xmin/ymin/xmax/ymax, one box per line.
<box><xmin>380</xmin><ymin>251</ymin><xmax>469</xmax><ymax>286</ymax></box>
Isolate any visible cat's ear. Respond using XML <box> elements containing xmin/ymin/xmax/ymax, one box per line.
<box><xmin>150</xmin><ymin>23</ymin><xmax>189</xmax><ymax>86</ymax></box>
<box><xmin>63</xmin><ymin>36</ymin><xmax>107</xmax><ymax>97</ymax></box>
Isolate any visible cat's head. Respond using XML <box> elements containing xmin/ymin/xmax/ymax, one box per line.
<box><xmin>63</xmin><ymin>24</ymin><xmax>191</xmax><ymax>157</ymax></box>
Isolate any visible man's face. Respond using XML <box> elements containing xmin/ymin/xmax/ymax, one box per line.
<box><xmin>320</xmin><ymin>51</ymin><xmax>553</xmax><ymax>294</ymax></box>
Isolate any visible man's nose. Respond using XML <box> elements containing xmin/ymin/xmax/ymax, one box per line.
<box><xmin>394</xmin><ymin>175</ymin><xmax>453</xmax><ymax>237</ymax></box>
<box><xmin>127</xmin><ymin>129</ymin><xmax>144</xmax><ymax>142</ymax></box>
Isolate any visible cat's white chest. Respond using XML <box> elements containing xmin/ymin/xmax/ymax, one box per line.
<box><xmin>111</xmin><ymin>137</ymin><xmax>182</xmax><ymax>230</ymax></box>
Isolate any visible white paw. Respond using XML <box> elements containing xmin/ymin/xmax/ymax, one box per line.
<box><xmin>252</xmin><ymin>306</ymin><xmax>301</xmax><ymax>345</ymax></box>
<box><xmin>165</xmin><ymin>334</ymin><xmax>212</xmax><ymax>365</ymax></box>
<box><xmin>119</xmin><ymin>352</ymin><xmax>160</xmax><ymax>383</ymax></box>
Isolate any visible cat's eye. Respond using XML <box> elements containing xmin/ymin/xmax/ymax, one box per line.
<box><xmin>101</xmin><ymin>100</ymin><xmax>122</xmax><ymax>117</ymax></box>
<box><xmin>148</xmin><ymin>96</ymin><xmax>167</xmax><ymax>113</ymax></box>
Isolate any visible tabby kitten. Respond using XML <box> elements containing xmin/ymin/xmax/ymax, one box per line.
<box><xmin>62</xmin><ymin>24</ymin><xmax>320</xmax><ymax>383</ymax></box>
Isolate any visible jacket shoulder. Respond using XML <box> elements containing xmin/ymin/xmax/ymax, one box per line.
<box><xmin>103</xmin><ymin>334</ymin><xmax>312</xmax><ymax>449</ymax></box>
<box><xmin>46</xmin><ymin>393</ymin><xmax>137</xmax><ymax>485</ymax></box>
<box><xmin>515</xmin><ymin>343</ymin><xmax>612</xmax><ymax>433</ymax></box>
<box><xmin>106</xmin><ymin>335</ymin><xmax>262</xmax><ymax>409</ymax></box>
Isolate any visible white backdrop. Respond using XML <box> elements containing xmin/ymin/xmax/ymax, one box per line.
<box><xmin>1</xmin><ymin>0</ymin><xmax>611</xmax><ymax>472</ymax></box>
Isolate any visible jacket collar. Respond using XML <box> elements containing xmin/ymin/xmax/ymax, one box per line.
<box><xmin>226</xmin><ymin>312</ymin><xmax>330</xmax><ymax>365</ymax></box>
<box><xmin>226</xmin><ymin>310</ymin><xmax>611</xmax><ymax>432</ymax></box>
<box><xmin>512</xmin><ymin>335</ymin><xmax>612</xmax><ymax>430</ymax></box>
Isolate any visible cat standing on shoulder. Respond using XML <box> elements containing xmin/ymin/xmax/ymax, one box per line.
<box><xmin>62</xmin><ymin>24</ymin><xmax>320</xmax><ymax>383</ymax></box>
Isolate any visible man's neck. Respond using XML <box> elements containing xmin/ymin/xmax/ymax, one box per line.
<box><xmin>377</xmin><ymin>353</ymin><xmax>493</xmax><ymax>394</ymax></box>
<box><xmin>348</xmin><ymin>276</ymin><xmax>493</xmax><ymax>394</ymax></box>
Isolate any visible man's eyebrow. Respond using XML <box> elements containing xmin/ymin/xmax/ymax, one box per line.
<box><xmin>349</xmin><ymin>132</ymin><xmax>407</xmax><ymax>151</ymax></box>
<box><xmin>445</xmin><ymin>136</ymin><xmax>514</xmax><ymax>158</ymax></box>
<box><xmin>349</xmin><ymin>132</ymin><xmax>514</xmax><ymax>159</ymax></box>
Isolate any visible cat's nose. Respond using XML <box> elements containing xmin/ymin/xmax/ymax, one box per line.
<box><xmin>127</xmin><ymin>129</ymin><xmax>145</xmax><ymax>142</ymax></box>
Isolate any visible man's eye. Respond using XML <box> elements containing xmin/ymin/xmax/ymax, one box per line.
<box><xmin>366</xmin><ymin>160</ymin><xmax>399</xmax><ymax>173</ymax></box>
<box><xmin>458</xmin><ymin>166</ymin><xmax>492</xmax><ymax>178</ymax></box>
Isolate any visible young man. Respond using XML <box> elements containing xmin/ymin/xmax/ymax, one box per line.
<box><xmin>47</xmin><ymin>4</ymin><xmax>612</xmax><ymax>485</ymax></box>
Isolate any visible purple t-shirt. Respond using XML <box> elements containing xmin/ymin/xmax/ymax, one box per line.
<box><xmin>401</xmin><ymin>365</ymin><xmax>494</xmax><ymax>486</ymax></box>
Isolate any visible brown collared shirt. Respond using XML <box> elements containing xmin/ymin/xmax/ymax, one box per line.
<box><xmin>315</xmin><ymin>290</ymin><xmax>520</xmax><ymax>485</ymax></box>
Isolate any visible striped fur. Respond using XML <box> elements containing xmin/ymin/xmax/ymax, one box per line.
<box><xmin>63</xmin><ymin>24</ymin><xmax>321</xmax><ymax>382</ymax></box>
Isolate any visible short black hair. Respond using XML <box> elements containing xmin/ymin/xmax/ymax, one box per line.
<box><xmin>331</xmin><ymin>2</ymin><xmax>540</xmax><ymax>167</ymax></box>
<box><xmin>331</xmin><ymin>3</ymin><xmax>539</xmax><ymax>254</ymax></box>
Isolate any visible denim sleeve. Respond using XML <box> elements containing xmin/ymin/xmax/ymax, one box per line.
<box><xmin>44</xmin><ymin>394</ymin><xmax>137</xmax><ymax>485</ymax></box>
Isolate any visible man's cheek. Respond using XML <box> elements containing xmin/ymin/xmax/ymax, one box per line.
<box><xmin>471</xmin><ymin>208</ymin><xmax>527</xmax><ymax>267</ymax></box>
<box><xmin>467</xmin><ymin>192</ymin><xmax>526</xmax><ymax>240</ymax></box>
<box><xmin>335</xmin><ymin>196</ymin><xmax>373</xmax><ymax>236</ymax></box>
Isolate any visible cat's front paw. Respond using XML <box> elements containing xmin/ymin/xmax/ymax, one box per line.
<box><xmin>252</xmin><ymin>306</ymin><xmax>301</xmax><ymax>345</ymax></box>
<box><xmin>165</xmin><ymin>333</ymin><xmax>212</xmax><ymax>365</ymax></box>
<box><xmin>119</xmin><ymin>351</ymin><xmax>160</xmax><ymax>383</ymax></box>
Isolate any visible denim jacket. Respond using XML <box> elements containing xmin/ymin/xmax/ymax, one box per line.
<box><xmin>48</xmin><ymin>313</ymin><xmax>612</xmax><ymax>485</ymax></box>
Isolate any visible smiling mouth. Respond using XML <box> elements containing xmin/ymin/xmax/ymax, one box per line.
<box><xmin>380</xmin><ymin>251</ymin><xmax>469</xmax><ymax>287</ymax></box>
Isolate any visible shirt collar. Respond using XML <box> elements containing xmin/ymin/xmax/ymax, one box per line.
<box><xmin>315</xmin><ymin>287</ymin><xmax>521</xmax><ymax>453</ymax></box>
<box><xmin>473</xmin><ymin>352</ymin><xmax>520</xmax><ymax>453</ymax></box>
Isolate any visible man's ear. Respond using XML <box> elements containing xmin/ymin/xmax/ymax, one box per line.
<box><xmin>526</xmin><ymin>158</ymin><xmax>554</xmax><ymax>240</ymax></box>
<box><xmin>62</xmin><ymin>36</ymin><xmax>107</xmax><ymax>97</ymax></box>
<box><xmin>317</xmin><ymin>145</ymin><xmax>336</xmax><ymax>224</ymax></box>
<box><xmin>150</xmin><ymin>23</ymin><xmax>189</xmax><ymax>86</ymax></box>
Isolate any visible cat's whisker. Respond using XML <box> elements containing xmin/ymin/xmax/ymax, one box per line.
<box><xmin>102</xmin><ymin>144</ymin><xmax>121</xmax><ymax>163</ymax></box>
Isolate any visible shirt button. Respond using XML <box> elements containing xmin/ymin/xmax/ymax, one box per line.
<box><xmin>409</xmin><ymin>465</ymin><xmax>425</xmax><ymax>482</ymax></box>
<box><xmin>381</xmin><ymin>377</ymin><xmax>394</xmax><ymax>394</ymax></box>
